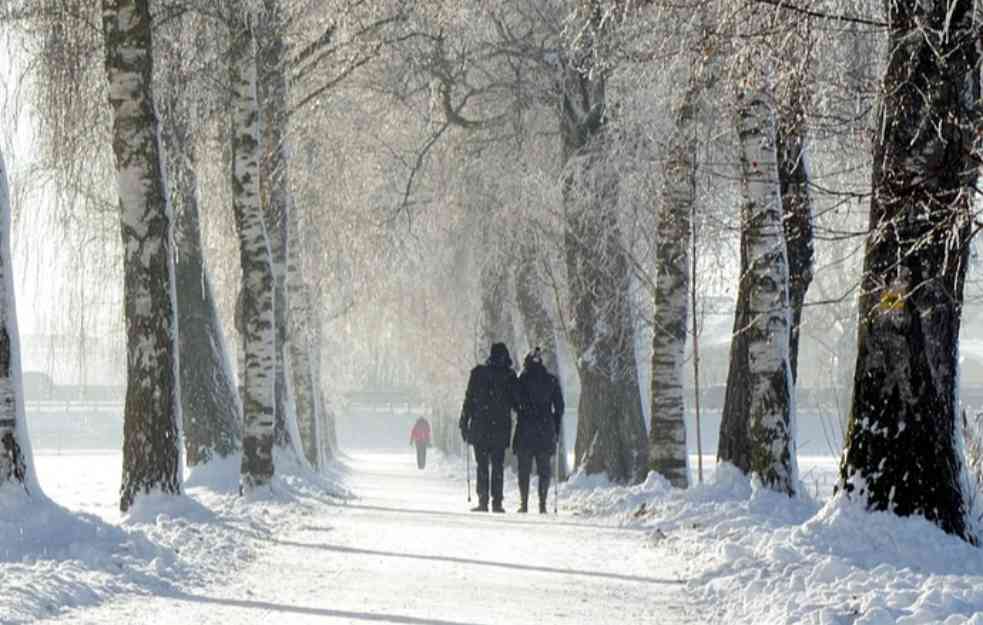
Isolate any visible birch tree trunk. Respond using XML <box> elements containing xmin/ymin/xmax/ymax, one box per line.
<box><xmin>229</xmin><ymin>9</ymin><xmax>276</xmax><ymax>491</ymax></box>
<box><xmin>287</xmin><ymin>195</ymin><xmax>322</xmax><ymax>467</ymax></box>
<box><xmin>717</xmin><ymin>241</ymin><xmax>753</xmax><ymax>473</ymax></box>
<box><xmin>775</xmin><ymin>23</ymin><xmax>815</xmax><ymax>383</ymax></box>
<box><xmin>162</xmin><ymin>108</ymin><xmax>243</xmax><ymax>466</ymax></box>
<box><xmin>310</xmin><ymin>290</ymin><xmax>338</xmax><ymax>458</ymax></box>
<box><xmin>257</xmin><ymin>0</ymin><xmax>297</xmax><ymax>461</ymax></box>
<box><xmin>649</xmin><ymin>117</ymin><xmax>694</xmax><ymax>490</ymax></box>
<box><xmin>157</xmin><ymin>21</ymin><xmax>243</xmax><ymax>466</ymax></box>
<box><xmin>839</xmin><ymin>0</ymin><xmax>979</xmax><ymax>540</ymax></box>
<box><xmin>727</xmin><ymin>86</ymin><xmax>796</xmax><ymax>495</ymax></box>
<box><xmin>0</xmin><ymin>151</ymin><xmax>35</xmax><ymax>497</ymax></box>
<box><xmin>102</xmin><ymin>0</ymin><xmax>182</xmax><ymax>513</ymax></box>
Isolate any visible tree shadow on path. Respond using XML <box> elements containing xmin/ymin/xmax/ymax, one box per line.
<box><xmin>171</xmin><ymin>592</ymin><xmax>490</xmax><ymax>625</ymax></box>
<box><xmin>275</xmin><ymin>540</ymin><xmax>686</xmax><ymax>585</ymax></box>
<box><xmin>327</xmin><ymin>502</ymin><xmax>649</xmax><ymax>533</ymax></box>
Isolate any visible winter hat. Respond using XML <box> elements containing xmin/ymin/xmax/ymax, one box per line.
<box><xmin>524</xmin><ymin>347</ymin><xmax>543</xmax><ymax>369</ymax></box>
<box><xmin>488</xmin><ymin>342</ymin><xmax>512</xmax><ymax>368</ymax></box>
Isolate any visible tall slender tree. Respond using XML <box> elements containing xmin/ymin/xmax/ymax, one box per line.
<box><xmin>775</xmin><ymin>11</ymin><xmax>816</xmax><ymax>382</ymax></box>
<box><xmin>102</xmin><ymin>0</ymin><xmax>182</xmax><ymax>512</ymax></box>
<box><xmin>158</xmin><ymin>14</ymin><xmax>242</xmax><ymax>468</ymax></box>
<box><xmin>286</xmin><ymin>198</ymin><xmax>323</xmax><ymax>467</ymax></box>
<box><xmin>228</xmin><ymin>5</ymin><xmax>276</xmax><ymax>491</ymax></box>
<box><xmin>649</xmin><ymin>82</ymin><xmax>698</xmax><ymax>490</ymax></box>
<box><xmin>257</xmin><ymin>0</ymin><xmax>297</xmax><ymax>461</ymax></box>
<box><xmin>732</xmin><ymin>82</ymin><xmax>797</xmax><ymax>496</ymax></box>
<box><xmin>839</xmin><ymin>0</ymin><xmax>980</xmax><ymax>539</ymax></box>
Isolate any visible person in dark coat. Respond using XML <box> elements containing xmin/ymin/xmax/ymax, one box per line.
<box><xmin>459</xmin><ymin>342</ymin><xmax>520</xmax><ymax>513</ymax></box>
<box><xmin>513</xmin><ymin>347</ymin><xmax>564</xmax><ymax>514</ymax></box>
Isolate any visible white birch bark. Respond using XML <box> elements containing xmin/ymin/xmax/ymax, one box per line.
<box><xmin>102</xmin><ymin>0</ymin><xmax>183</xmax><ymax>513</ymax></box>
<box><xmin>229</xmin><ymin>10</ymin><xmax>276</xmax><ymax>491</ymax></box>
<box><xmin>735</xmin><ymin>85</ymin><xmax>797</xmax><ymax>496</ymax></box>
<box><xmin>0</xmin><ymin>150</ymin><xmax>37</xmax><ymax>496</ymax></box>
<box><xmin>649</xmin><ymin>129</ymin><xmax>693</xmax><ymax>489</ymax></box>
<box><xmin>258</xmin><ymin>0</ymin><xmax>308</xmax><ymax>466</ymax></box>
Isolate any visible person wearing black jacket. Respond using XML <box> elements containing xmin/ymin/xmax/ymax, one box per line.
<box><xmin>459</xmin><ymin>342</ymin><xmax>520</xmax><ymax>513</ymax></box>
<box><xmin>513</xmin><ymin>348</ymin><xmax>564</xmax><ymax>514</ymax></box>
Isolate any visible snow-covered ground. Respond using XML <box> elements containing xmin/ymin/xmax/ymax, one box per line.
<box><xmin>20</xmin><ymin>449</ymin><xmax>698</xmax><ymax>625</ymax></box>
<box><xmin>3</xmin><ymin>450</ymin><xmax>352</xmax><ymax>624</ymax></box>
<box><xmin>7</xmin><ymin>449</ymin><xmax>983</xmax><ymax>624</ymax></box>
<box><xmin>560</xmin><ymin>456</ymin><xmax>983</xmax><ymax>625</ymax></box>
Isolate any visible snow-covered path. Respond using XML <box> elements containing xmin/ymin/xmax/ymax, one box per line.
<box><xmin>40</xmin><ymin>451</ymin><xmax>698</xmax><ymax>625</ymax></box>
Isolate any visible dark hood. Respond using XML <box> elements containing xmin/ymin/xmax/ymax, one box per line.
<box><xmin>487</xmin><ymin>342</ymin><xmax>512</xmax><ymax>368</ymax></box>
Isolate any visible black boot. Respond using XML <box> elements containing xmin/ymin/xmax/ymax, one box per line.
<box><xmin>471</xmin><ymin>498</ymin><xmax>488</xmax><ymax>512</ymax></box>
<box><xmin>539</xmin><ymin>484</ymin><xmax>550</xmax><ymax>514</ymax></box>
<box><xmin>492</xmin><ymin>499</ymin><xmax>506</xmax><ymax>513</ymax></box>
<box><xmin>517</xmin><ymin>498</ymin><xmax>528</xmax><ymax>513</ymax></box>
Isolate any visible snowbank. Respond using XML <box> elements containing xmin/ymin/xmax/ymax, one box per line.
<box><xmin>2</xmin><ymin>452</ymin><xmax>351</xmax><ymax>624</ymax></box>
<box><xmin>563</xmin><ymin>459</ymin><xmax>983</xmax><ymax>625</ymax></box>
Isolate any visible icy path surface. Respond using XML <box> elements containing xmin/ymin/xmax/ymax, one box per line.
<box><xmin>42</xmin><ymin>451</ymin><xmax>699</xmax><ymax>625</ymax></box>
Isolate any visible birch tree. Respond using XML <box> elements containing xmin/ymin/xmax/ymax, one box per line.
<box><xmin>648</xmin><ymin>82</ymin><xmax>697</xmax><ymax>489</ymax></box>
<box><xmin>102</xmin><ymin>0</ymin><xmax>182</xmax><ymax>512</ymax></box>
<box><xmin>229</xmin><ymin>5</ymin><xmax>276</xmax><ymax>490</ymax></box>
<box><xmin>838</xmin><ymin>0</ymin><xmax>980</xmax><ymax>539</ymax></box>
<box><xmin>286</xmin><ymin>199</ymin><xmax>323</xmax><ymax>466</ymax></box>
<box><xmin>775</xmin><ymin>19</ymin><xmax>815</xmax><ymax>382</ymax></box>
<box><xmin>256</xmin><ymin>0</ymin><xmax>298</xmax><ymax>462</ymax></box>
<box><xmin>717</xmin><ymin>5</ymin><xmax>813</xmax><ymax>491</ymax></box>
<box><xmin>730</xmin><ymin>82</ymin><xmax>797</xmax><ymax>495</ymax></box>
<box><xmin>158</xmin><ymin>12</ymin><xmax>242</xmax><ymax>468</ymax></box>
<box><xmin>0</xmin><ymin>150</ymin><xmax>36</xmax><ymax>497</ymax></box>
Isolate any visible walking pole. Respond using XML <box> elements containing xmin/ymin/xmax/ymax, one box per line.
<box><xmin>554</xmin><ymin>444</ymin><xmax>559</xmax><ymax>515</ymax></box>
<box><xmin>466</xmin><ymin>444</ymin><xmax>472</xmax><ymax>503</ymax></box>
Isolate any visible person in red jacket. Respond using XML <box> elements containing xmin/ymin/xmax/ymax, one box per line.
<box><xmin>409</xmin><ymin>417</ymin><xmax>432</xmax><ymax>469</ymax></box>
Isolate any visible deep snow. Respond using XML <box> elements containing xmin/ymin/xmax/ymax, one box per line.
<box><xmin>559</xmin><ymin>459</ymin><xmax>983</xmax><ymax>625</ymax></box>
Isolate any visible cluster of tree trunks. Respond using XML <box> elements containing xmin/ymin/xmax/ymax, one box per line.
<box><xmin>94</xmin><ymin>0</ymin><xmax>337</xmax><ymax>506</ymax></box>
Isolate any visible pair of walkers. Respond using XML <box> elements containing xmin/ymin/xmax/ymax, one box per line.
<box><xmin>459</xmin><ymin>343</ymin><xmax>564</xmax><ymax>514</ymax></box>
